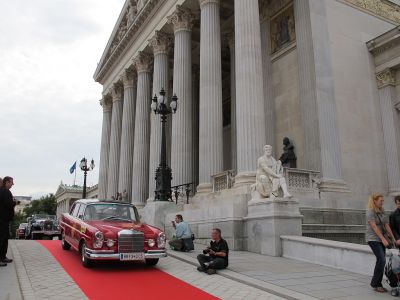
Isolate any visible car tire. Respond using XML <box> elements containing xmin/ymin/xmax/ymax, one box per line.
<box><xmin>145</xmin><ymin>258</ymin><xmax>159</xmax><ymax>266</ymax></box>
<box><xmin>80</xmin><ymin>241</ymin><xmax>93</xmax><ymax>268</ymax></box>
<box><xmin>61</xmin><ymin>232</ymin><xmax>71</xmax><ymax>250</ymax></box>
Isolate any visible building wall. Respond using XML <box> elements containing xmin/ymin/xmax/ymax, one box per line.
<box><xmin>271</xmin><ymin>47</ymin><xmax>303</xmax><ymax>164</ymax></box>
<box><xmin>326</xmin><ymin>0</ymin><xmax>395</xmax><ymax>208</ymax></box>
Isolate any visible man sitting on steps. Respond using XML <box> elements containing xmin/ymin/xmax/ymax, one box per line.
<box><xmin>197</xmin><ymin>228</ymin><xmax>229</xmax><ymax>275</ymax></box>
<box><xmin>168</xmin><ymin>214</ymin><xmax>194</xmax><ymax>251</ymax></box>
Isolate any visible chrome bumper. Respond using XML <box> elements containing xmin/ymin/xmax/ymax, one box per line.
<box><xmin>85</xmin><ymin>248</ymin><xmax>167</xmax><ymax>260</ymax></box>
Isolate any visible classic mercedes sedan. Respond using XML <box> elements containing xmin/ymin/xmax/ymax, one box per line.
<box><xmin>60</xmin><ymin>199</ymin><xmax>167</xmax><ymax>268</ymax></box>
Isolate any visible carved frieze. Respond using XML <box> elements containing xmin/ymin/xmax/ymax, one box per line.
<box><xmin>270</xmin><ymin>3</ymin><xmax>296</xmax><ymax>54</ymax></box>
<box><xmin>338</xmin><ymin>0</ymin><xmax>400</xmax><ymax>25</ymax></box>
<box><xmin>376</xmin><ymin>68</ymin><xmax>396</xmax><ymax>88</ymax></box>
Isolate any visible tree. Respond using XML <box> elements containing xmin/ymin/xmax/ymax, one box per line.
<box><xmin>23</xmin><ymin>193</ymin><xmax>57</xmax><ymax>217</ymax></box>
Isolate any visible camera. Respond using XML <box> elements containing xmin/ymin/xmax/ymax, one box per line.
<box><xmin>203</xmin><ymin>248</ymin><xmax>211</xmax><ymax>255</ymax></box>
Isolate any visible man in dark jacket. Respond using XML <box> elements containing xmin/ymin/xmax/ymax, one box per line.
<box><xmin>0</xmin><ymin>176</ymin><xmax>16</xmax><ymax>266</ymax></box>
<box><xmin>389</xmin><ymin>196</ymin><xmax>400</xmax><ymax>247</ymax></box>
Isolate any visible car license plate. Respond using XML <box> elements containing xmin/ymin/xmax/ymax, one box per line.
<box><xmin>119</xmin><ymin>253</ymin><xmax>145</xmax><ymax>261</ymax></box>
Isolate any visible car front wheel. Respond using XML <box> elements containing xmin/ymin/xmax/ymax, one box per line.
<box><xmin>61</xmin><ymin>232</ymin><xmax>71</xmax><ymax>250</ymax></box>
<box><xmin>145</xmin><ymin>258</ymin><xmax>159</xmax><ymax>266</ymax></box>
<box><xmin>80</xmin><ymin>242</ymin><xmax>93</xmax><ymax>268</ymax></box>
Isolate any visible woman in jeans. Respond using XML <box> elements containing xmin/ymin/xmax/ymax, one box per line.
<box><xmin>366</xmin><ymin>193</ymin><xmax>396</xmax><ymax>293</ymax></box>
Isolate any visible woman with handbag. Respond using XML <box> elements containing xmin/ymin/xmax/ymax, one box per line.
<box><xmin>366</xmin><ymin>193</ymin><xmax>396</xmax><ymax>293</ymax></box>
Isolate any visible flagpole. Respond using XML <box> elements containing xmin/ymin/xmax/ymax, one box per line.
<box><xmin>73</xmin><ymin>163</ymin><xmax>77</xmax><ymax>186</ymax></box>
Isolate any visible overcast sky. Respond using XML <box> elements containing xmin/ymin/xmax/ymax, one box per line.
<box><xmin>0</xmin><ymin>0</ymin><xmax>125</xmax><ymax>197</ymax></box>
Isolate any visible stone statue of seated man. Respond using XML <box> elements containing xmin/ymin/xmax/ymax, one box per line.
<box><xmin>251</xmin><ymin>145</ymin><xmax>292</xmax><ymax>199</ymax></box>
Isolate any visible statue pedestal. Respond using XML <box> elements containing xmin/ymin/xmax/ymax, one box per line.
<box><xmin>244</xmin><ymin>197</ymin><xmax>303</xmax><ymax>256</ymax></box>
<box><xmin>142</xmin><ymin>200</ymin><xmax>177</xmax><ymax>231</ymax></box>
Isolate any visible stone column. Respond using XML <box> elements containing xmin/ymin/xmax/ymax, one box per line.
<box><xmin>376</xmin><ymin>69</ymin><xmax>400</xmax><ymax>195</ymax></box>
<box><xmin>192</xmin><ymin>65</ymin><xmax>200</xmax><ymax>188</ymax></box>
<box><xmin>118</xmin><ymin>68</ymin><xmax>137</xmax><ymax>202</ymax></box>
<box><xmin>167</xmin><ymin>6</ymin><xmax>196</xmax><ymax>187</ymax></box>
<box><xmin>294</xmin><ymin>0</ymin><xmax>347</xmax><ymax>192</ymax></box>
<box><xmin>197</xmin><ymin>0</ymin><xmax>223</xmax><ymax>193</ymax></box>
<box><xmin>98</xmin><ymin>94</ymin><xmax>112</xmax><ymax>200</ymax></box>
<box><xmin>260</xmin><ymin>7</ymin><xmax>276</xmax><ymax>152</ymax></box>
<box><xmin>234</xmin><ymin>0</ymin><xmax>266</xmax><ymax>187</ymax></box>
<box><xmin>131</xmin><ymin>52</ymin><xmax>152</xmax><ymax>207</ymax></box>
<box><xmin>106</xmin><ymin>82</ymin><xmax>124</xmax><ymax>199</ymax></box>
<box><xmin>227</xmin><ymin>32</ymin><xmax>237</xmax><ymax>172</ymax></box>
<box><xmin>148</xmin><ymin>31</ymin><xmax>173</xmax><ymax>200</ymax></box>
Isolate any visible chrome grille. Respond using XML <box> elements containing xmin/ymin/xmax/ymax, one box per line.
<box><xmin>118</xmin><ymin>230</ymin><xmax>144</xmax><ymax>253</ymax></box>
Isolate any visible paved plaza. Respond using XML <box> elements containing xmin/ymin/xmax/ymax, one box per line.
<box><xmin>0</xmin><ymin>240</ymin><xmax>394</xmax><ymax>300</ymax></box>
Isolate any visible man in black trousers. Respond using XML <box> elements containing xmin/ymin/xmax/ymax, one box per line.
<box><xmin>0</xmin><ymin>176</ymin><xmax>16</xmax><ymax>267</ymax></box>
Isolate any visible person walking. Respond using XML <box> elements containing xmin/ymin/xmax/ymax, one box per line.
<box><xmin>389</xmin><ymin>196</ymin><xmax>400</xmax><ymax>246</ymax></box>
<box><xmin>0</xmin><ymin>176</ymin><xmax>16</xmax><ymax>267</ymax></box>
<box><xmin>366</xmin><ymin>193</ymin><xmax>396</xmax><ymax>293</ymax></box>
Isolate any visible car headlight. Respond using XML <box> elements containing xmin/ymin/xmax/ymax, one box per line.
<box><xmin>147</xmin><ymin>239</ymin><xmax>155</xmax><ymax>247</ymax></box>
<box><xmin>94</xmin><ymin>231</ymin><xmax>104</xmax><ymax>248</ymax></box>
<box><xmin>106</xmin><ymin>239</ymin><xmax>115</xmax><ymax>247</ymax></box>
<box><xmin>157</xmin><ymin>233</ymin><xmax>166</xmax><ymax>248</ymax></box>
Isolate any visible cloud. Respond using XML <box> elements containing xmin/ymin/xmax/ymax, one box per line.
<box><xmin>0</xmin><ymin>0</ymin><xmax>126</xmax><ymax>196</ymax></box>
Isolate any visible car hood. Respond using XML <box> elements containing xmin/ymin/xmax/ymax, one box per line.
<box><xmin>85</xmin><ymin>221</ymin><xmax>162</xmax><ymax>238</ymax></box>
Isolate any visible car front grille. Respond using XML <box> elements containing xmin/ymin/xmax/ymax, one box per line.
<box><xmin>118</xmin><ymin>230</ymin><xmax>144</xmax><ymax>253</ymax></box>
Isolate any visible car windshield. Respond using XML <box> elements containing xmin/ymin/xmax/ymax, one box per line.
<box><xmin>84</xmin><ymin>204</ymin><xmax>138</xmax><ymax>222</ymax></box>
<box><xmin>19</xmin><ymin>223</ymin><xmax>27</xmax><ymax>229</ymax></box>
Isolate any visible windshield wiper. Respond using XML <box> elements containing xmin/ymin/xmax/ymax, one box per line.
<box><xmin>101</xmin><ymin>216</ymin><xmax>133</xmax><ymax>222</ymax></box>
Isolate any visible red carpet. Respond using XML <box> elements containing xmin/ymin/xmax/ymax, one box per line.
<box><xmin>38</xmin><ymin>240</ymin><xmax>219</xmax><ymax>300</ymax></box>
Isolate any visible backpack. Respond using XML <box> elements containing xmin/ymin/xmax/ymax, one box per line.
<box><xmin>385</xmin><ymin>250</ymin><xmax>400</xmax><ymax>288</ymax></box>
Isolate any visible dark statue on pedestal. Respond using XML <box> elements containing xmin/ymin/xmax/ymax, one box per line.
<box><xmin>279</xmin><ymin>137</ymin><xmax>297</xmax><ymax>168</ymax></box>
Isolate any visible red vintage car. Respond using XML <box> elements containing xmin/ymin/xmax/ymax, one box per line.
<box><xmin>60</xmin><ymin>199</ymin><xmax>167</xmax><ymax>268</ymax></box>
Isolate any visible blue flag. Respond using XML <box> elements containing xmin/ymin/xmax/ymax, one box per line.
<box><xmin>69</xmin><ymin>161</ymin><xmax>77</xmax><ymax>174</ymax></box>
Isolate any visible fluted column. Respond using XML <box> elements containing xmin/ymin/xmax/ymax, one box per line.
<box><xmin>106</xmin><ymin>82</ymin><xmax>124</xmax><ymax>199</ymax></box>
<box><xmin>168</xmin><ymin>6</ymin><xmax>196</xmax><ymax>187</ymax></box>
<box><xmin>148</xmin><ymin>31</ymin><xmax>173</xmax><ymax>200</ymax></box>
<box><xmin>196</xmin><ymin>0</ymin><xmax>223</xmax><ymax>193</ymax></box>
<box><xmin>227</xmin><ymin>33</ymin><xmax>237</xmax><ymax>172</ymax></box>
<box><xmin>118</xmin><ymin>68</ymin><xmax>137</xmax><ymax>202</ymax></box>
<box><xmin>260</xmin><ymin>7</ymin><xmax>276</xmax><ymax>152</ymax></box>
<box><xmin>131</xmin><ymin>52</ymin><xmax>152</xmax><ymax>207</ymax></box>
<box><xmin>192</xmin><ymin>65</ymin><xmax>200</xmax><ymax>188</ymax></box>
<box><xmin>376</xmin><ymin>69</ymin><xmax>400</xmax><ymax>195</ymax></box>
<box><xmin>234</xmin><ymin>0</ymin><xmax>266</xmax><ymax>186</ymax></box>
<box><xmin>294</xmin><ymin>0</ymin><xmax>347</xmax><ymax>192</ymax></box>
<box><xmin>98</xmin><ymin>94</ymin><xmax>112</xmax><ymax>199</ymax></box>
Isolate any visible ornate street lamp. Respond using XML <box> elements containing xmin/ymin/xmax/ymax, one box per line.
<box><xmin>151</xmin><ymin>88</ymin><xmax>178</xmax><ymax>201</ymax></box>
<box><xmin>80</xmin><ymin>157</ymin><xmax>95</xmax><ymax>199</ymax></box>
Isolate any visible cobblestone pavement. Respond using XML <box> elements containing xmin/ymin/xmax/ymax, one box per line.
<box><xmin>169</xmin><ymin>243</ymin><xmax>394</xmax><ymax>300</ymax></box>
<box><xmin>0</xmin><ymin>244</ymin><xmax>22</xmax><ymax>300</ymax></box>
<box><xmin>7</xmin><ymin>240</ymin><xmax>285</xmax><ymax>300</ymax></box>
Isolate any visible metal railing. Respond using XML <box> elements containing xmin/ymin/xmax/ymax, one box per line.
<box><xmin>171</xmin><ymin>183</ymin><xmax>195</xmax><ymax>204</ymax></box>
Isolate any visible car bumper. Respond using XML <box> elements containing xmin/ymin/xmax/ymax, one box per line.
<box><xmin>84</xmin><ymin>248</ymin><xmax>167</xmax><ymax>260</ymax></box>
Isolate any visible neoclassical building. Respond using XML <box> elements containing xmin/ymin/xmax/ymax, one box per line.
<box><xmin>93</xmin><ymin>0</ymin><xmax>400</xmax><ymax>246</ymax></box>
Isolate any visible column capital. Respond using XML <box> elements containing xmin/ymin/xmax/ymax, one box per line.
<box><xmin>148</xmin><ymin>30</ymin><xmax>173</xmax><ymax>55</ymax></box>
<box><xmin>111</xmin><ymin>82</ymin><xmax>124</xmax><ymax>102</ymax></box>
<box><xmin>133</xmin><ymin>51</ymin><xmax>153</xmax><ymax>73</ymax></box>
<box><xmin>167</xmin><ymin>5</ymin><xmax>196</xmax><ymax>33</ymax></box>
<box><xmin>199</xmin><ymin>0</ymin><xmax>220</xmax><ymax>9</ymax></box>
<box><xmin>376</xmin><ymin>68</ymin><xmax>396</xmax><ymax>89</ymax></box>
<box><xmin>121</xmin><ymin>67</ymin><xmax>137</xmax><ymax>88</ymax></box>
<box><xmin>100</xmin><ymin>94</ymin><xmax>112</xmax><ymax>112</ymax></box>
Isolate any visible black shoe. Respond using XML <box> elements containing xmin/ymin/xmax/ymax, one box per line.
<box><xmin>1</xmin><ymin>258</ymin><xmax>13</xmax><ymax>263</ymax></box>
<box><xmin>0</xmin><ymin>262</ymin><xmax>6</xmax><ymax>267</ymax></box>
<box><xmin>197</xmin><ymin>266</ymin><xmax>206</xmax><ymax>272</ymax></box>
<box><xmin>207</xmin><ymin>268</ymin><xmax>217</xmax><ymax>275</ymax></box>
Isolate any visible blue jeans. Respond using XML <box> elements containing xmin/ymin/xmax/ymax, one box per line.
<box><xmin>368</xmin><ymin>241</ymin><xmax>386</xmax><ymax>288</ymax></box>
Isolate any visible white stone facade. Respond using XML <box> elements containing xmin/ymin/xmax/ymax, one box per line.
<box><xmin>91</xmin><ymin>0</ymin><xmax>400</xmax><ymax>251</ymax></box>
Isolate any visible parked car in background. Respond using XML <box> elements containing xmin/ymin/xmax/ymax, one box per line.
<box><xmin>15</xmin><ymin>223</ymin><xmax>28</xmax><ymax>239</ymax></box>
<box><xmin>60</xmin><ymin>199</ymin><xmax>167</xmax><ymax>268</ymax></box>
<box><xmin>25</xmin><ymin>214</ymin><xmax>61</xmax><ymax>240</ymax></box>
